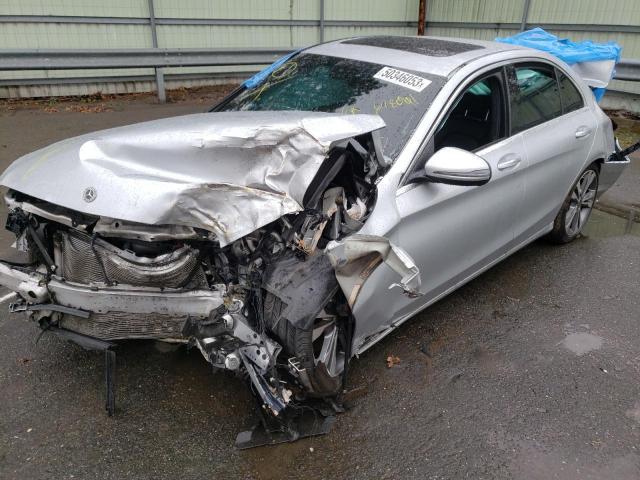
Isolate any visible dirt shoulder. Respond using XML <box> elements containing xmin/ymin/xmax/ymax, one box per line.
<box><xmin>0</xmin><ymin>85</ymin><xmax>237</xmax><ymax>114</ymax></box>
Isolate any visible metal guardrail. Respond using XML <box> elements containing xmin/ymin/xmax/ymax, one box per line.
<box><xmin>0</xmin><ymin>50</ymin><xmax>637</xmax><ymax>98</ymax></box>
<box><xmin>0</xmin><ymin>48</ymin><xmax>293</xmax><ymax>101</ymax></box>
<box><xmin>0</xmin><ymin>48</ymin><xmax>292</xmax><ymax>70</ymax></box>
<box><xmin>615</xmin><ymin>59</ymin><xmax>640</xmax><ymax>82</ymax></box>
<box><xmin>2</xmin><ymin>49</ymin><xmax>636</xmax><ymax>76</ymax></box>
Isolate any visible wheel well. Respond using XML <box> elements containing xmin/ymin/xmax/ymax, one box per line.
<box><xmin>591</xmin><ymin>158</ymin><xmax>604</xmax><ymax>172</ymax></box>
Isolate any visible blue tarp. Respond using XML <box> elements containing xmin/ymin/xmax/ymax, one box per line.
<box><xmin>591</xmin><ymin>87</ymin><xmax>606</xmax><ymax>102</ymax></box>
<box><xmin>496</xmin><ymin>28</ymin><xmax>621</xmax><ymax>65</ymax></box>
<box><xmin>242</xmin><ymin>50</ymin><xmax>300</xmax><ymax>90</ymax></box>
<box><xmin>496</xmin><ymin>28</ymin><xmax>622</xmax><ymax>102</ymax></box>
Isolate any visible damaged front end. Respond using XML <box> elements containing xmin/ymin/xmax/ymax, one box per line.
<box><xmin>0</xmin><ymin>111</ymin><xmax>420</xmax><ymax>446</ymax></box>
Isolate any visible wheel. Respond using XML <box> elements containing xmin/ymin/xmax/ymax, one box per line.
<box><xmin>263</xmin><ymin>292</ymin><xmax>346</xmax><ymax>395</ymax></box>
<box><xmin>548</xmin><ymin>164</ymin><xmax>599</xmax><ymax>244</ymax></box>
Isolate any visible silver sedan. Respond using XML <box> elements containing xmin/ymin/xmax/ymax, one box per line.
<box><xmin>0</xmin><ymin>36</ymin><xmax>628</xmax><ymax>437</ymax></box>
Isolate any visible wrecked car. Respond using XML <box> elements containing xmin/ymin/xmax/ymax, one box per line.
<box><xmin>0</xmin><ymin>36</ymin><xmax>629</xmax><ymax>446</ymax></box>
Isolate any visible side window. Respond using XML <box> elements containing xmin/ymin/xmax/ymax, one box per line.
<box><xmin>509</xmin><ymin>64</ymin><xmax>562</xmax><ymax>134</ymax></box>
<box><xmin>434</xmin><ymin>71</ymin><xmax>506</xmax><ymax>153</ymax></box>
<box><xmin>557</xmin><ymin>70</ymin><xmax>584</xmax><ymax>113</ymax></box>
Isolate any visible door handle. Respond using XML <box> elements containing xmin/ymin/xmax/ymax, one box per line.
<box><xmin>497</xmin><ymin>154</ymin><xmax>521</xmax><ymax>170</ymax></box>
<box><xmin>575</xmin><ymin>126</ymin><xmax>593</xmax><ymax>138</ymax></box>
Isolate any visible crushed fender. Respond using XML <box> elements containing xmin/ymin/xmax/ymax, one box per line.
<box><xmin>326</xmin><ymin>234</ymin><xmax>422</xmax><ymax>307</ymax></box>
<box><xmin>0</xmin><ymin>108</ymin><xmax>424</xmax><ymax>448</ymax></box>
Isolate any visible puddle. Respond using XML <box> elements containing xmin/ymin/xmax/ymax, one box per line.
<box><xmin>626</xmin><ymin>402</ymin><xmax>640</xmax><ymax>424</ymax></box>
<box><xmin>562</xmin><ymin>332</ymin><xmax>603</xmax><ymax>356</ymax></box>
<box><xmin>583</xmin><ymin>209</ymin><xmax>640</xmax><ymax>238</ymax></box>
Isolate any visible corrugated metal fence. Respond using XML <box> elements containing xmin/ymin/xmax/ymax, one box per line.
<box><xmin>423</xmin><ymin>0</ymin><xmax>640</xmax><ymax>98</ymax></box>
<box><xmin>0</xmin><ymin>0</ymin><xmax>639</xmax><ymax>104</ymax></box>
<box><xmin>0</xmin><ymin>0</ymin><xmax>419</xmax><ymax>98</ymax></box>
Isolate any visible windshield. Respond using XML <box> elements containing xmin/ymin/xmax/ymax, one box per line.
<box><xmin>218</xmin><ymin>53</ymin><xmax>445</xmax><ymax>159</ymax></box>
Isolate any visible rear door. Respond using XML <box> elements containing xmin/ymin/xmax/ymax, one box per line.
<box><xmin>506</xmin><ymin>62</ymin><xmax>597</xmax><ymax>241</ymax></box>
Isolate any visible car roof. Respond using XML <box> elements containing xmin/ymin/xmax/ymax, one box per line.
<box><xmin>305</xmin><ymin>35</ymin><xmax>527</xmax><ymax>78</ymax></box>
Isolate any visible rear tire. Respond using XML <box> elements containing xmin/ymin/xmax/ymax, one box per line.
<box><xmin>547</xmin><ymin>164</ymin><xmax>599</xmax><ymax>244</ymax></box>
<box><xmin>263</xmin><ymin>292</ymin><xmax>345</xmax><ymax>395</ymax></box>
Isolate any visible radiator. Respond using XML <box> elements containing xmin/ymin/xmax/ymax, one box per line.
<box><xmin>54</xmin><ymin>230</ymin><xmax>206</xmax><ymax>288</ymax></box>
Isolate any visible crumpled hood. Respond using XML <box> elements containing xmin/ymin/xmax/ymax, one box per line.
<box><xmin>0</xmin><ymin>111</ymin><xmax>384</xmax><ymax>246</ymax></box>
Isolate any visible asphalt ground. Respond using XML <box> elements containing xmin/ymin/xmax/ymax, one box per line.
<box><xmin>0</xmin><ymin>91</ymin><xmax>639</xmax><ymax>480</ymax></box>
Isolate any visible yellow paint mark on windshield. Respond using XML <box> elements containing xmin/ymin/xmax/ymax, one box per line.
<box><xmin>339</xmin><ymin>105</ymin><xmax>361</xmax><ymax>115</ymax></box>
<box><xmin>373</xmin><ymin>94</ymin><xmax>418</xmax><ymax>115</ymax></box>
<box><xmin>270</xmin><ymin>61</ymin><xmax>297</xmax><ymax>81</ymax></box>
<box><xmin>250</xmin><ymin>61</ymin><xmax>298</xmax><ymax>101</ymax></box>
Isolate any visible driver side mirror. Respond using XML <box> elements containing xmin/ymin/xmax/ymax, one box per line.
<box><xmin>423</xmin><ymin>147</ymin><xmax>492</xmax><ymax>186</ymax></box>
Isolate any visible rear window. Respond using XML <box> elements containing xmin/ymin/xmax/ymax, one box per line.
<box><xmin>218</xmin><ymin>53</ymin><xmax>446</xmax><ymax>159</ymax></box>
<box><xmin>509</xmin><ymin>64</ymin><xmax>563</xmax><ymax>134</ymax></box>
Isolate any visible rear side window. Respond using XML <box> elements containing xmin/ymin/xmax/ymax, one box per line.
<box><xmin>509</xmin><ymin>64</ymin><xmax>562</xmax><ymax>134</ymax></box>
<box><xmin>557</xmin><ymin>70</ymin><xmax>584</xmax><ymax>113</ymax></box>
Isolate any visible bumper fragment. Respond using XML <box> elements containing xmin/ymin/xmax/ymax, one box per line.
<box><xmin>598</xmin><ymin>140</ymin><xmax>631</xmax><ymax>196</ymax></box>
<box><xmin>0</xmin><ymin>262</ymin><xmax>48</xmax><ymax>303</ymax></box>
<box><xmin>599</xmin><ymin>158</ymin><xmax>630</xmax><ymax>196</ymax></box>
<box><xmin>0</xmin><ymin>261</ymin><xmax>225</xmax><ymax>317</ymax></box>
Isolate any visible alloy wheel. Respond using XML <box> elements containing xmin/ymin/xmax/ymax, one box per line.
<box><xmin>565</xmin><ymin>169</ymin><xmax>597</xmax><ymax>237</ymax></box>
<box><xmin>312</xmin><ymin>317</ymin><xmax>345</xmax><ymax>379</ymax></box>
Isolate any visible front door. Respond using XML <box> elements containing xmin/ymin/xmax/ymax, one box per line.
<box><xmin>352</xmin><ymin>67</ymin><xmax>528</xmax><ymax>348</ymax></box>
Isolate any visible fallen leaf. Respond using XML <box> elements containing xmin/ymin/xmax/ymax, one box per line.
<box><xmin>386</xmin><ymin>355</ymin><xmax>400</xmax><ymax>368</ymax></box>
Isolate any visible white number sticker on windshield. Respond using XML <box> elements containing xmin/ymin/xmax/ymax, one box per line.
<box><xmin>373</xmin><ymin>67</ymin><xmax>431</xmax><ymax>92</ymax></box>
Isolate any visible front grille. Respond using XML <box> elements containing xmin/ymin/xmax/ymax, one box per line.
<box><xmin>54</xmin><ymin>230</ymin><xmax>206</xmax><ymax>288</ymax></box>
<box><xmin>60</xmin><ymin>312</ymin><xmax>188</xmax><ymax>340</ymax></box>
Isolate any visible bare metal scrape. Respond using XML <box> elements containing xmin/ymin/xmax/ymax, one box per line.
<box><xmin>326</xmin><ymin>234</ymin><xmax>422</xmax><ymax>307</ymax></box>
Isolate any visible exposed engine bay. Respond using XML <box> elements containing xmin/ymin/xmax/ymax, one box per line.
<box><xmin>0</xmin><ymin>119</ymin><xmax>422</xmax><ymax>446</ymax></box>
